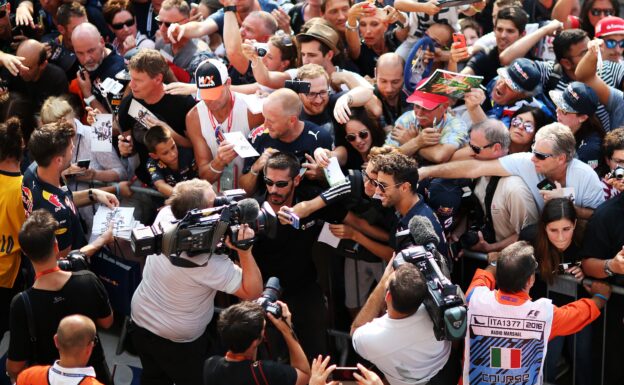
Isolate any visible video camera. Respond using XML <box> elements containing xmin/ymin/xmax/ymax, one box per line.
<box><xmin>131</xmin><ymin>190</ymin><xmax>277</xmax><ymax>265</ymax></box>
<box><xmin>393</xmin><ymin>245</ymin><xmax>467</xmax><ymax>341</ymax></box>
<box><xmin>393</xmin><ymin>216</ymin><xmax>467</xmax><ymax>341</ymax></box>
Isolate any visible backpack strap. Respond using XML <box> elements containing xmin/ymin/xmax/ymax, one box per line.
<box><xmin>20</xmin><ymin>291</ymin><xmax>39</xmax><ymax>362</ymax></box>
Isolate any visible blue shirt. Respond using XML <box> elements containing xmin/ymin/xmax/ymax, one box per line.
<box><xmin>389</xmin><ymin>194</ymin><xmax>448</xmax><ymax>257</ymax></box>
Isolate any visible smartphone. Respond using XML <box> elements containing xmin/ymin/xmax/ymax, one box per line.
<box><xmin>331</xmin><ymin>367</ymin><xmax>360</xmax><ymax>381</ymax></box>
<box><xmin>78</xmin><ymin>66</ymin><xmax>87</xmax><ymax>81</ymax></box>
<box><xmin>284</xmin><ymin>80</ymin><xmax>311</xmax><ymax>94</ymax></box>
<box><xmin>537</xmin><ymin>178</ymin><xmax>555</xmax><ymax>191</ymax></box>
<box><xmin>77</xmin><ymin>159</ymin><xmax>90</xmax><ymax>168</ymax></box>
<box><xmin>558</xmin><ymin>261</ymin><xmax>581</xmax><ymax>274</ymax></box>
<box><xmin>453</xmin><ymin>33</ymin><xmax>466</xmax><ymax>49</ymax></box>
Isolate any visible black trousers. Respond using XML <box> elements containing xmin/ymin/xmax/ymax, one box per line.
<box><xmin>130</xmin><ymin>323</ymin><xmax>209</xmax><ymax>385</ymax></box>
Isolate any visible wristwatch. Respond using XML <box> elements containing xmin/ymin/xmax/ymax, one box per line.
<box><xmin>604</xmin><ymin>259</ymin><xmax>615</xmax><ymax>277</ymax></box>
<box><xmin>223</xmin><ymin>5</ymin><xmax>237</xmax><ymax>12</ymax></box>
<box><xmin>83</xmin><ymin>95</ymin><xmax>96</xmax><ymax>107</ymax></box>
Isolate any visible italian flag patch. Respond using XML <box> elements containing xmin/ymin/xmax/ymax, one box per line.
<box><xmin>490</xmin><ymin>347</ymin><xmax>521</xmax><ymax>369</ymax></box>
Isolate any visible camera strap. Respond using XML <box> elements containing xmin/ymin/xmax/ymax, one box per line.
<box><xmin>20</xmin><ymin>291</ymin><xmax>40</xmax><ymax>362</ymax></box>
<box><xmin>250</xmin><ymin>361</ymin><xmax>269</xmax><ymax>385</ymax></box>
<box><xmin>168</xmin><ymin>255</ymin><xmax>208</xmax><ymax>268</ymax></box>
<box><xmin>483</xmin><ymin>176</ymin><xmax>501</xmax><ymax>244</ymax></box>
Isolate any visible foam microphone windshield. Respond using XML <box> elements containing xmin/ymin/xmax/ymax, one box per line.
<box><xmin>237</xmin><ymin>199</ymin><xmax>260</xmax><ymax>223</ymax></box>
<box><xmin>408</xmin><ymin>215</ymin><xmax>440</xmax><ymax>247</ymax></box>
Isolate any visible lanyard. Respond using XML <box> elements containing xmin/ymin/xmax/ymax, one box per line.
<box><xmin>208</xmin><ymin>92</ymin><xmax>235</xmax><ymax>144</ymax></box>
<box><xmin>50</xmin><ymin>366</ymin><xmax>91</xmax><ymax>378</ymax></box>
<box><xmin>35</xmin><ymin>266</ymin><xmax>61</xmax><ymax>280</ymax></box>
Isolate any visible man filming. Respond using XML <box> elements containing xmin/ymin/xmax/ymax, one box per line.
<box><xmin>203</xmin><ymin>301</ymin><xmax>311</xmax><ymax>385</ymax></box>
<box><xmin>129</xmin><ymin>179</ymin><xmax>263</xmax><ymax>385</ymax></box>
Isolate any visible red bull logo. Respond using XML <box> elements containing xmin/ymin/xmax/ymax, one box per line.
<box><xmin>22</xmin><ymin>186</ymin><xmax>33</xmax><ymax>216</ymax></box>
<box><xmin>42</xmin><ymin>190</ymin><xmax>65</xmax><ymax>212</ymax></box>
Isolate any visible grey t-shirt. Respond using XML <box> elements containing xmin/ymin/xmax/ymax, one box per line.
<box><xmin>498</xmin><ymin>152</ymin><xmax>604</xmax><ymax>211</ymax></box>
<box><xmin>606</xmin><ymin>87</ymin><xmax>624</xmax><ymax>130</ymax></box>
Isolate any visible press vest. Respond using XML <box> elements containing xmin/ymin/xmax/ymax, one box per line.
<box><xmin>463</xmin><ymin>287</ymin><xmax>554</xmax><ymax>385</ymax></box>
<box><xmin>16</xmin><ymin>365</ymin><xmax>102</xmax><ymax>385</ymax></box>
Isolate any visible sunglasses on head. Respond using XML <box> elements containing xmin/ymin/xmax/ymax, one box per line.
<box><xmin>605</xmin><ymin>39</ymin><xmax>624</xmax><ymax>49</ymax></box>
<box><xmin>531</xmin><ymin>145</ymin><xmax>554</xmax><ymax>161</ymax></box>
<box><xmin>111</xmin><ymin>18</ymin><xmax>135</xmax><ymax>30</ymax></box>
<box><xmin>264</xmin><ymin>177</ymin><xmax>290</xmax><ymax>188</ymax></box>
<box><xmin>511</xmin><ymin>117</ymin><xmax>535</xmax><ymax>134</ymax></box>
<box><xmin>590</xmin><ymin>8</ymin><xmax>614</xmax><ymax>16</ymax></box>
<box><xmin>469</xmin><ymin>141</ymin><xmax>497</xmax><ymax>154</ymax></box>
<box><xmin>345</xmin><ymin>130</ymin><xmax>369</xmax><ymax>142</ymax></box>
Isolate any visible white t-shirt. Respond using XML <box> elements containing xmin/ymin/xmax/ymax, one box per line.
<box><xmin>131</xmin><ymin>206</ymin><xmax>243</xmax><ymax>342</ymax></box>
<box><xmin>352</xmin><ymin>305</ymin><xmax>451</xmax><ymax>385</ymax></box>
<box><xmin>498</xmin><ymin>152</ymin><xmax>605</xmax><ymax>211</ymax></box>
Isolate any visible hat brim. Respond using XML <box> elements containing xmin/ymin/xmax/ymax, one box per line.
<box><xmin>548</xmin><ymin>90</ymin><xmax>578</xmax><ymax>114</ymax></box>
<box><xmin>406</xmin><ymin>90</ymin><xmax>449</xmax><ymax>109</ymax></box>
<box><xmin>496</xmin><ymin>67</ymin><xmax>524</xmax><ymax>93</ymax></box>
<box><xmin>296</xmin><ymin>33</ymin><xmax>339</xmax><ymax>54</ymax></box>
<box><xmin>197</xmin><ymin>85</ymin><xmax>224</xmax><ymax>101</ymax></box>
<box><xmin>597</xmin><ymin>30</ymin><xmax>624</xmax><ymax>38</ymax></box>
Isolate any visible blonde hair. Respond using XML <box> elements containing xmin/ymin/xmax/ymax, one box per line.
<box><xmin>40</xmin><ymin>96</ymin><xmax>74</xmax><ymax>124</ymax></box>
<box><xmin>296</xmin><ymin>63</ymin><xmax>329</xmax><ymax>83</ymax></box>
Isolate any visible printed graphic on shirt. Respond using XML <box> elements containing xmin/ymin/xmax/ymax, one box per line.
<box><xmin>469</xmin><ymin>314</ymin><xmax>545</xmax><ymax>385</ymax></box>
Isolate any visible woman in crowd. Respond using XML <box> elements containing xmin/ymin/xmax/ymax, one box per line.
<box><xmin>554</xmin><ymin>0</ymin><xmax>618</xmax><ymax>37</ymax></box>
<box><xmin>550</xmin><ymin>82</ymin><xmax>604</xmax><ymax>168</ymax></box>
<box><xmin>507</xmin><ymin>105</ymin><xmax>549</xmax><ymax>154</ymax></box>
<box><xmin>314</xmin><ymin>107</ymin><xmax>386</xmax><ymax>170</ymax></box>
<box><xmin>103</xmin><ymin>0</ymin><xmax>155</xmax><ymax>59</ymax></box>
<box><xmin>522</xmin><ymin>198</ymin><xmax>591</xmax><ymax>385</ymax></box>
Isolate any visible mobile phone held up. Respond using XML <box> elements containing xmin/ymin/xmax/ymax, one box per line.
<box><xmin>77</xmin><ymin>159</ymin><xmax>91</xmax><ymax>169</ymax></box>
<box><xmin>452</xmin><ymin>33</ymin><xmax>466</xmax><ymax>49</ymax></box>
<box><xmin>330</xmin><ymin>367</ymin><xmax>360</xmax><ymax>381</ymax></box>
<box><xmin>537</xmin><ymin>178</ymin><xmax>555</xmax><ymax>191</ymax></box>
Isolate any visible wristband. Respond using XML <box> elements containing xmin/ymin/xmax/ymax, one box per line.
<box><xmin>250</xmin><ymin>168</ymin><xmax>259</xmax><ymax>176</ymax></box>
<box><xmin>209</xmin><ymin>161</ymin><xmax>223</xmax><ymax>174</ymax></box>
<box><xmin>113</xmin><ymin>183</ymin><xmax>120</xmax><ymax>197</ymax></box>
<box><xmin>223</xmin><ymin>5</ymin><xmax>237</xmax><ymax>12</ymax></box>
<box><xmin>88</xmin><ymin>189</ymin><xmax>95</xmax><ymax>202</ymax></box>
<box><xmin>345</xmin><ymin>20</ymin><xmax>359</xmax><ymax>31</ymax></box>
<box><xmin>489</xmin><ymin>261</ymin><xmax>497</xmax><ymax>267</ymax></box>
<box><xmin>83</xmin><ymin>95</ymin><xmax>96</xmax><ymax>107</ymax></box>
<box><xmin>594</xmin><ymin>293</ymin><xmax>608</xmax><ymax>302</ymax></box>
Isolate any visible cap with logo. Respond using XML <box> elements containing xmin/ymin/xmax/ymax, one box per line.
<box><xmin>406</xmin><ymin>77</ymin><xmax>450</xmax><ymax>110</ymax></box>
<box><xmin>549</xmin><ymin>82</ymin><xmax>599</xmax><ymax>116</ymax></box>
<box><xmin>296</xmin><ymin>22</ymin><xmax>339</xmax><ymax>55</ymax></box>
<box><xmin>595</xmin><ymin>16</ymin><xmax>624</xmax><ymax>38</ymax></box>
<box><xmin>496</xmin><ymin>58</ymin><xmax>541</xmax><ymax>95</ymax></box>
<box><xmin>195</xmin><ymin>59</ymin><xmax>229</xmax><ymax>101</ymax></box>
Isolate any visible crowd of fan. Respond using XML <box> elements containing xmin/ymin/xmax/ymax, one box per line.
<box><xmin>1</xmin><ymin>0</ymin><xmax>624</xmax><ymax>384</ymax></box>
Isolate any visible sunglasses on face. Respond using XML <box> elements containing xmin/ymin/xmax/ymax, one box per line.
<box><xmin>156</xmin><ymin>16</ymin><xmax>183</xmax><ymax>28</ymax></box>
<box><xmin>373</xmin><ymin>180</ymin><xmax>403</xmax><ymax>193</ymax></box>
<box><xmin>469</xmin><ymin>141</ymin><xmax>497</xmax><ymax>154</ymax></box>
<box><xmin>590</xmin><ymin>8</ymin><xmax>614</xmax><ymax>16</ymax></box>
<box><xmin>362</xmin><ymin>169</ymin><xmax>373</xmax><ymax>183</ymax></box>
<box><xmin>605</xmin><ymin>39</ymin><xmax>624</xmax><ymax>49</ymax></box>
<box><xmin>264</xmin><ymin>177</ymin><xmax>291</xmax><ymax>188</ymax></box>
<box><xmin>345</xmin><ymin>130</ymin><xmax>369</xmax><ymax>142</ymax></box>
<box><xmin>111</xmin><ymin>18</ymin><xmax>135</xmax><ymax>30</ymax></box>
<box><xmin>511</xmin><ymin>117</ymin><xmax>535</xmax><ymax>134</ymax></box>
<box><xmin>531</xmin><ymin>145</ymin><xmax>554</xmax><ymax>161</ymax></box>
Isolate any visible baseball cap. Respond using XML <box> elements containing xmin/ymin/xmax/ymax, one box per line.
<box><xmin>595</xmin><ymin>16</ymin><xmax>624</xmax><ymax>38</ymax></box>
<box><xmin>549</xmin><ymin>82</ymin><xmax>599</xmax><ymax>116</ymax></box>
<box><xmin>195</xmin><ymin>59</ymin><xmax>229</xmax><ymax>101</ymax></box>
<box><xmin>296</xmin><ymin>22</ymin><xmax>339</xmax><ymax>54</ymax></box>
<box><xmin>496</xmin><ymin>58</ymin><xmax>541</xmax><ymax>95</ymax></box>
<box><xmin>407</xmin><ymin>77</ymin><xmax>450</xmax><ymax>110</ymax></box>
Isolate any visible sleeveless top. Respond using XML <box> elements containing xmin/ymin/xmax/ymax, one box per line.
<box><xmin>197</xmin><ymin>92</ymin><xmax>250</xmax><ymax>192</ymax></box>
<box><xmin>463</xmin><ymin>286</ymin><xmax>554</xmax><ymax>385</ymax></box>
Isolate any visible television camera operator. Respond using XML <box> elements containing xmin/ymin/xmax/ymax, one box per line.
<box><xmin>129</xmin><ymin>179</ymin><xmax>264</xmax><ymax>385</ymax></box>
<box><xmin>203</xmin><ymin>301</ymin><xmax>311</xmax><ymax>385</ymax></box>
<box><xmin>350</xmin><ymin>215</ymin><xmax>464</xmax><ymax>385</ymax></box>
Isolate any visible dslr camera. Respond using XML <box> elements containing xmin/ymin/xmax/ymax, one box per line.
<box><xmin>57</xmin><ymin>250</ymin><xmax>90</xmax><ymax>272</ymax></box>
<box><xmin>256</xmin><ymin>277</ymin><xmax>282</xmax><ymax>318</ymax></box>
<box><xmin>393</xmin><ymin>245</ymin><xmax>467</xmax><ymax>341</ymax></box>
<box><xmin>131</xmin><ymin>189</ymin><xmax>277</xmax><ymax>266</ymax></box>
<box><xmin>608</xmin><ymin>166</ymin><xmax>624</xmax><ymax>180</ymax></box>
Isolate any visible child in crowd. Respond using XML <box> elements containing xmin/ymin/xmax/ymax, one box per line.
<box><xmin>144</xmin><ymin>125</ymin><xmax>198</xmax><ymax>197</ymax></box>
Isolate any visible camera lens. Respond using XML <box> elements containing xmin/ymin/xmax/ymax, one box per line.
<box><xmin>256</xmin><ymin>47</ymin><xmax>267</xmax><ymax>57</ymax></box>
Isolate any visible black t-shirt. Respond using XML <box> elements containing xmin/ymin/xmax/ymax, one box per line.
<box><xmin>22</xmin><ymin>165</ymin><xmax>86</xmax><ymax>251</ymax></box>
<box><xmin>8</xmin><ymin>271</ymin><xmax>111</xmax><ymax>365</ymax></box>
<box><xmin>244</xmin><ymin>121</ymin><xmax>333</xmax><ymax>195</ymax></box>
<box><xmin>253</xmin><ymin>192</ymin><xmax>347</xmax><ymax>292</ymax></box>
<box><xmin>88</xmin><ymin>50</ymin><xmax>126</xmax><ymax>109</ymax></box>
<box><xmin>146</xmin><ymin>147</ymin><xmax>198</xmax><ymax>187</ymax></box>
<box><xmin>5</xmin><ymin>63</ymin><xmax>68</xmax><ymax>108</ymax></box>
<box><xmin>354</xmin><ymin>31</ymin><xmax>400</xmax><ymax>78</ymax></box>
<box><xmin>580</xmin><ymin>193</ymin><xmax>624</xmax><ymax>286</ymax></box>
<box><xmin>373</xmin><ymin>85</ymin><xmax>409</xmax><ymax>129</ymax></box>
<box><xmin>118</xmin><ymin>93</ymin><xmax>196</xmax><ymax>184</ymax></box>
<box><xmin>203</xmin><ymin>357</ymin><xmax>297</xmax><ymax>385</ymax></box>
<box><xmin>299</xmin><ymin>91</ymin><xmax>344</xmax><ymax>139</ymax></box>
<box><xmin>466</xmin><ymin>47</ymin><xmax>501</xmax><ymax>87</ymax></box>
<box><xmin>288</xmin><ymin>3</ymin><xmax>306</xmax><ymax>35</ymax></box>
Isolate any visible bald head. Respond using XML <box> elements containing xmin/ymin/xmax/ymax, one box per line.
<box><xmin>266</xmin><ymin>88</ymin><xmax>302</xmax><ymax>117</ymax></box>
<box><xmin>72</xmin><ymin>23</ymin><xmax>106</xmax><ymax>71</ymax></box>
<box><xmin>376</xmin><ymin>53</ymin><xmax>404</xmax><ymax>71</ymax></box>
<box><xmin>55</xmin><ymin>315</ymin><xmax>97</xmax><ymax>354</ymax></box>
<box><xmin>17</xmin><ymin>40</ymin><xmax>46</xmax><ymax>61</ymax></box>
